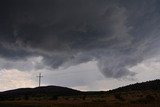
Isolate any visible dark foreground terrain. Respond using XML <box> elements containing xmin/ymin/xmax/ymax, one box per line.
<box><xmin>0</xmin><ymin>79</ymin><xmax>160</xmax><ymax>107</ymax></box>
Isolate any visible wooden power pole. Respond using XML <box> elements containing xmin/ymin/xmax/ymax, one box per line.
<box><xmin>37</xmin><ymin>73</ymin><xmax>43</xmax><ymax>87</ymax></box>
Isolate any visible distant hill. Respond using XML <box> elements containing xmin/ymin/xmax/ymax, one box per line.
<box><xmin>0</xmin><ymin>86</ymin><xmax>81</xmax><ymax>100</ymax></box>
<box><xmin>0</xmin><ymin>80</ymin><xmax>160</xmax><ymax>101</ymax></box>
<box><xmin>0</xmin><ymin>79</ymin><xmax>160</xmax><ymax>107</ymax></box>
<box><xmin>109</xmin><ymin>79</ymin><xmax>160</xmax><ymax>93</ymax></box>
<box><xmin>0</xmin><ymin>79</ymin><xmax>160</xmax><ymax>100</ymax></box>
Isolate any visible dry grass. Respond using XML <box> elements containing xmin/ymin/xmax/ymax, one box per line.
<box><xmin>0</xmin><ymin>90</ymin><xmax>160</xmax><ymax>107</ymax></box>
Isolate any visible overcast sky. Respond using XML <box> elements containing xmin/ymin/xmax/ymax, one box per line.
<box><xmin>0</xmin><ymin>0</ymin><xmax>160</xmax><ymax>91</ymax></box>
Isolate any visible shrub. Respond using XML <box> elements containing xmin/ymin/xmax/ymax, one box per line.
<box><xmin>146</xmin><ymin>95</ymin><xmax>155</xmax><ymax>102</ymax></box>
<box><xmin>51</xmin><ymin>95</ymin><xmax>58</xmax><ymax>100</ymax></box>
<box><xmin>24</xmin><ymin>94</ymin><xmax>29</xmax><ymax>100</ymax></box>
<box><xmin>130</xmin><ymin>95</ymin><xmax>155</xmax><ymax>104</ymax></box>
<box><xmin>82</xmin><ymin>96</ymin><xmax>86</xmax><ymax>100</ymax></box>
<box><xmin>114</xmin><ymin>93</ymin><xmax>125</xmax><ymax>101</ymax></box>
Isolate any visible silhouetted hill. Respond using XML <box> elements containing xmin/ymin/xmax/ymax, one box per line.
<box><xmin>0</xmin><ymin>86</ymin><xmax>81</xmax><ymax>100</ymax></box>
<box><xmin>0</xmin><ymin>80</ymin><xmax>160</xmax><ymax>107</ymax></box>
<box><xmin>0</xmin><ymin>79</ymin><xmax>160</xmax><ymax>101</ymax></box>
<box><xmin>109</xmin><ymin>79</ymin><xmax>160</xmax><ymax>93</ymax></box>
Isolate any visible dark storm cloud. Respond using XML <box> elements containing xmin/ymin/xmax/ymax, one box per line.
<box><xmin>0</xmin><ymin>0</ymin><xmax>160</xmax><ymax>78</ymax></box>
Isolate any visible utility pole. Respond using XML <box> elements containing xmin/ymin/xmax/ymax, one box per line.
<box><xmin>37</xmin><ymin>73</ymin><xmax>43</xmax><ymax>87</ymax></box>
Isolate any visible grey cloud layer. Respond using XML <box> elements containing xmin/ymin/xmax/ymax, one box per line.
<box><xmin>0</xmin><ymin>0</ymin><xmax>160</xmax><ymax>78</ymax></box>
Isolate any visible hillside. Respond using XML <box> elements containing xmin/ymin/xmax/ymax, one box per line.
<box><xmin>0</xmin><ymin>86</ymin><xmax>81</xmax><ymax>100</ymax></box>
<box><xmin>0</xmin><ymin>79</ymin><xmax>160</xmax><ymax>107</ymax></box>
<box><xmin>109</xmin><ymin>79</ymin><xmax>160</xmax><ymax>93</ymax></box>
